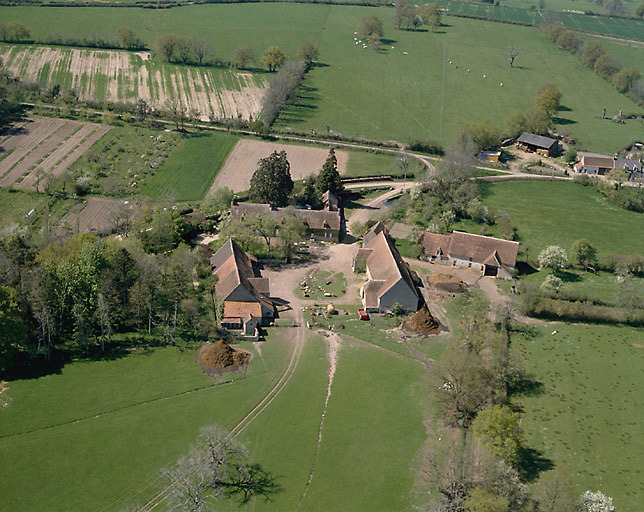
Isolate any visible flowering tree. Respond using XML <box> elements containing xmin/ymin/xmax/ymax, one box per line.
<box><xmin>579</xmin><ymin>490</ymin><xmax>615</xmax><ymax>512</ymax></box>
<box><xmin>538</xmin><ymin>246</ymin><xmax>568</xmax><ymax>273</ymax></box>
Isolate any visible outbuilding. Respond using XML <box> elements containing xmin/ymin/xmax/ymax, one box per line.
<box><xmin>516</xmin><ymin>132</ymin><xmax>558</xmax><ymax>157</ymax></box>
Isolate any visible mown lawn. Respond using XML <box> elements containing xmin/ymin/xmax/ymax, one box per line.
<box><xmin>0</xmin><ymin>335</ymin><xmax>291</xmax><ymax>511</ymax></box>
<box><xmin>139</xmin><ymin>131</ymin><xmax>239</xmax><ymax>201</ymax></box>
<box><xmin>0</xmin><ymin>5</ymin><xmax>641</xmax><ymax>151</ymax></box>
<box><xmin>0</xmin><ymin>188</ymin><xmax>74</xmax><ymax>227</ymax></box>
<box><xmin>511</xmin><ymin>323</ymin><xmax>644</xmax><ymax>511</ymax></box>
<box><xmin>297</xmin><ymin>269</ymin><xmax>347</xmax><ymax>300</ymax></box>
<box><xmin>478</xmin><ymin>180</ymin><xmax>644</xmax><ymax>257</ymax></box>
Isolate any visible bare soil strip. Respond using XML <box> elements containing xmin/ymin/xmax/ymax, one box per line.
<box><xmin>63</xmin><ymin>197</ymin><xmax>134</xmax><ymax>234</ymax></box>
<box><xmin>210</xmin><ymin>139</ymin><xmax>350</xmax><ymax>193</ymax></box>
<box><xmin>0</xmin><ymin>118</ymin><xmax>64</xmax><ymax>181</ymax></box>
<box><xmin>0</xmin><ymin>46</ymin><xmax>266</xmax><ymax>121</ymax></box>
<box><xmin>47</xmin><ymin>124</ymin><xmax>112</xmax><ymax>179</ymax></box>
<box><xmin>12</xmin><ymin>121</ymin><xmax>80</xmax><ymax>187</ymax></box>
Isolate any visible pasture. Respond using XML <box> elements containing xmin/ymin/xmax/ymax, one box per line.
<box><xmin>589</xmin><ymin>36</ymin><xmax>644</xmax><ymax>73</ymax></box>
<box><xmin>477</xmin><ymin>180</ymin><xmax>644</xmax><ymax>256</ymax></box>
<box><xmin>512</xmin><ymin>323</ymin><xmax>644</xmax><ymax>511</ymax></box>
<box><xmin>0</xmin><ymin>5</ymin><xmax>641</xmax><ymax>152</ymax></box>
<box><xmin>0</xmin><ymin>44</ymin><xmax>266</xmax><ymax>122</ymax></box>
<box><xmin>0</xmin><ymin>325</ymin><xmax>427</xmax><ymax>511</ymax></box>
<box><xmin>210</xmin><ymin>139</ymin><xmax>349</xmax><ymax>194</ymax></box>
<box><xmin>0</xmin><ymin>188</ymin><xmax>73</xmax><ymax>226</ymax></box>
<box><xmin>140</xmin><ymin>130</ymin><xmax>239</xmax><ymax>201</ymax></box>
<box><xmin>0</xmin><ymin>117</ymin><xmax>111</xmax><ymax>190</ymax></box>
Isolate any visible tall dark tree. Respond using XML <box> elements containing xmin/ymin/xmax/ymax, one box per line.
<box><xmin>249</xmin><ymin>150</ymin><xmax>293</xmax><ymax>206</ymax></box>
<box><xmin>316</xmin><ymin>148</ymin><xmax>343</xmax><ymax>195</ymax></box>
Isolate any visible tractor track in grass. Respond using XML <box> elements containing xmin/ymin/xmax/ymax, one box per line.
<box><xmin>135</xmin><ymin>314</ymin><xmax>306</xmax><ymax>512</ymax></box>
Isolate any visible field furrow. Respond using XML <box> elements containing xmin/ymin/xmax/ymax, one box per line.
<box><xmin>46</xmin><ymin>124</ymin><xmax>112</xmax><ymax>180</ymax></box>
<box><xmin>0</xmin><ymin>45</ymin><xmax>266</xmax><ymax>121</ymax></box>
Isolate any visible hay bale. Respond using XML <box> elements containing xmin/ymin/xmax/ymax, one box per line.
<box><xmin>197</xmin><ymin>340</ymin><xmax>251</xmax><ymax>379</ymax></box>
<box><xmin>403</xmin><ymin>306</ymin><xmax>441</xmax><ymax>334</ymax></box>
<box><xmin>327</xmin><ymin>303</ymin><xmax>337</xmax><ymax>315</ymax></box>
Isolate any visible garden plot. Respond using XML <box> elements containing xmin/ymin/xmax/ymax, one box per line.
<box><xmin>210</xmin><ymin>140</ymin><xmax>349</xmax><ymax>193</ymax></box>
<box><xmin>0</xmin><ymin>45</ymin><xmax>266</xmax><ymax>121</ymax></box>
<box><xmin>0</xmin><ymin>117</ymin><xmax>111</xmax><ymax>190</ymax></box>
<box><xmin>63</xmin><ymin>197</ymin><xmax>136</xmax><ymax>234</ymax></box>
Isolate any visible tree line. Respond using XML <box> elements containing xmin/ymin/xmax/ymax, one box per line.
<box><xmin>542</xmin><ymin>21</ymin><xmax>643</xmax><ymax>106</ymax></box>
<box><xmin>0</xmin><ymin>205</ymin><xmax>226</xmax><ymax>375</ymax></box>
<box><xmin>421</xmin><ymin>292</ymin><xmax>617</xmax><ymax>512</ymax></box>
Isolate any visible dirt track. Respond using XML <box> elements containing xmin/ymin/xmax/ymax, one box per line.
<box><xmin>209</xmin><ymin>139</ymin><xmax>350</xmax><ymax>193</ymax></box>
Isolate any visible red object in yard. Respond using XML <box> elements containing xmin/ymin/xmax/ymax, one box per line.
<box><xmin>358</xmin><ymin>308</ymin><xmax>369</xmax><ymax>321</ymax></box>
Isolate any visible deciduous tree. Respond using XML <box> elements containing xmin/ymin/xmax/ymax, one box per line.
<box><xmin>357</xmin><ymin>15</ymin><xmax>384</xmax><ymax>41</ymax></box>
<box><xmin>155</xmin><ymin>34</ymin><xmax>178</xmax><ymax>62</ymax></box>
<box><xmin>507</xmin><ymin>45</ymin><xmax>520</xmax><ymax>68</ymax></box>
<box><xmin>193</xmin><ymin>38</ymin><xmax>211</xmax><ymax>65</ymax></box>
<box><xmin>296</xmin><ymin>41</ymin><xmax>318</xmax><ymax>64</ymax></box>
<box><xmin>472</xmin><ymin>404</ymin><xmax>522</xmax><ymax>467</ymax></box>
<box><xmin>538</xmin><ymin>245</ymin><xmax>568</xmax><ymax>273</ymax></box>
<box><xmin>419</xmin><ymin>3</ymin><xmax>441</xmax><ymax>31</ymax></box>
<box><xmin>570</xmin><ymin>239</ymin><xmax>597</xmax><ymax>270</ymax></box>
<box><xmin>535</xmin><ymin>84</ymin><xmax>562</xmax><ymax>117</ymax></box>
<box><xmin>115</xmin><ymin>26</ymin><xmax>136</xmax><ymax>49</ymax></box>
<box><xmin>260</xmin><ymin>46</ymin><xmax>286</xmax><ymax>72</ymax></box>
<box><xmin>234</xmin><ymin>45</ymin><xmax>254</xmax><ymax>69</ymax></box>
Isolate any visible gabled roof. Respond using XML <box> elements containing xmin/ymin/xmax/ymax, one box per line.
<box><xmin>449</xmin><ymin>231</ymin><xmax>519</xmax><ymax>268</ymax></box>
<box><xmin>362</xmin><ymin>232</ymin><xmax>419</xmax><ymax>301</ymax></box>
<box><xmin>420</xmin><ymin>232</ymin><xmax>452</xmax><ymax>257</ymax></box>
<box><xmin>231</xmin><ymin>203</ymin><xmax>341</xmax><ymax>231</ymax></box>
<box><xmin>363</xmin><ymin>221</ymin><xmax>387</xmax><ymax>245</ymax></box>
<box><xmin>577</xmin><ymin>152</ymin><xmax>642</xmax><ymax>172</ymax></box>
<box><xmin>321</xmin><ymin>190</ymin><xmax>339</xmax><ymax>211</ymax></box>
<box><xmin>224</xmin><ymin>301</ymin><xmax>263</xmax><ymax>320</ymax></box>
<box><xmin>517</xmin><ymin>132</ymin><xmax>557</xmax><ymax>149</ymax></box>
<box><xmin>210</xmin><ymin>239</ymin><xmax>271</xmax><ymax>304</ymax></box>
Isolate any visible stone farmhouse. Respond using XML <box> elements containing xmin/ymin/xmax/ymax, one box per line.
<box><xmin>353</xmin><ymin>226</ymin><xmax>421</xmax><ymax>313</ymax></box>
<box><xmin>516</xmin><ymin>132</ymin><xmax>559</xmax><ymax>157</ymax></box>
<box><xmin>231</xmin><ymin>196</ymin><xmax>342</xmax><ymax>242</ymax></box>
<box><xmin>574</xmin><ymin>152</ymin><xmax>643</xmax><ymax>178</ymax></box>
<box><xmin>210</xmin><ymin>238</ymin><xmax>274</xmax><ymax>334</ymax></box>
<box><xmin>419</xmin><ymin>230</ymin><xmax>519</xmax><ymax>279</ymax></box>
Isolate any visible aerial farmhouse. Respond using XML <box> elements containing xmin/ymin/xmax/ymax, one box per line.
<box><xmin>210</xmin><ymin>238</ymin><xmax>275</xmax><ymax>333</ymax></box>
<box><xmin>419</xmin><ymin>231</ymin><xmax>519</xmax><ymax>279</ymax></box>
<box><xmin>574</xmin><ymin>152</ymin><xmax>643</xmax><ymax>178</ymax></box>
<box><xmin>354</xmin><ymin>226</ymin><xmax>421</xmax><ymax>313</ymax></box>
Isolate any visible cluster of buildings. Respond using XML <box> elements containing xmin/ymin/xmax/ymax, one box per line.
<box><xmin>230</xmin><ymin>190</ymin><xmax>342</xmax><ymax>242</ymax></box>
<box><xmin>573</xmin><ymin>152</ymin><xmax>643</xmax><ymax>179</ymax></box>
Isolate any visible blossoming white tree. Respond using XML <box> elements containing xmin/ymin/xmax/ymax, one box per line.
<box><xmin>579</xmin><ymin>490</ymin><xmax>615</xmax><ymax>512</ymax></box>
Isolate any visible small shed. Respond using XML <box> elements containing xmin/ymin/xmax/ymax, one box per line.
<box><xmin>478</xmin><ymin>151</ymin><xmax>501</xmax><ymax>163</ymax></box>
<box><xmin>516</xmin><ymin>132</ymin><xmax>558</xmax><ymax>157</ymax></box>
<box><xmin>242</xmin><ymin>314</ymin><xmax>258</xmax><ymax>336</ymax></box>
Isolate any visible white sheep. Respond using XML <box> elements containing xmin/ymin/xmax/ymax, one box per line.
<box><xmin>500</xmin><ymin>82</ymin><xmax>503</xmax><ymax>86</ymax></box>
<box><xmin>483</xmin><ymin>74</ymin><xmax>486</xmax><ymax>78</ymax></box>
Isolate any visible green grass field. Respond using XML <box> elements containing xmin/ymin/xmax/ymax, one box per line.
<box><xmin>297</xmin><ymin>269</ymin><xmax>347</xmax><ymax>300</ymax></box>
<box><xmin>138</xmin><ymin>131</ymin><xmax>239</xmax><ymax>201</ymax></box>
<box><xmin>588</xmin><ymin>36</ymin><xmax>644</xmax><ymax>73</ymax></box>
<box><xmin>0</xmin><ymin>188</ymin><xmax>74</xmax><ymax>227</ymax></box>
<box><xmin>511</xmin><ymin>323</ymin><xmax>644</xmax><ymax>511</ymax></box>
<box><xmin>345</xmin><ymin>150</ymin><xmax>426</xmax><ymax>178</ymax></box>
<box><xmin>477</xmin><ymin>180</ymin><xmax>644</xmax><ymax>256</ymax></box>
<box><xmin>0</xmin><ymin>4</ymin><xmax>641</xmax><ymax>152</ymax></box>
<box><xmin>0</xmin><ymin>323</ymin><xmax>427</xmax><ymax>511</ymax></box>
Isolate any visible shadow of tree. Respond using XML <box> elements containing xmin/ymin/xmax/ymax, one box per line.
<box><xmin>518</xmin><ymin>446</ymin><xmax>554</xmax><ymax>482</ymax></box>
<box><xmin>225</xmin><ymin>464</ymin><xmax>282</xmax><ymax>504</ymax></box>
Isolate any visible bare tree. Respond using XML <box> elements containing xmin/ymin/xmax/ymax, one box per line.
<box><xmin>163</xmin><ymin>455</ymin><xmax>217</xmax><ymax>512</ymax></box>
<box><xmin>176</xmin><ymin>36</ymin><xmax>194</xmax><ymax>64</ymax></box>
<box><xmin>193</xmin><ymin>38</ymin><xmax>211</xmax><ymax>65</ymax></box>
<box><xmin>507</xmin><ymin>45</ymin><xmax>520</xmax><ymax>68</ymax></box>
<box><xmin>234</xmin><ymin>45</ymin><xmax>254</xmax><ymax>69</ymax></box>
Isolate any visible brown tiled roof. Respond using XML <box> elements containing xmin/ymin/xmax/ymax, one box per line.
<box><xmin>578</xmin><ymin>152</ymin><xmax>615</xmax><ymax>169</ymax></box>
<box><xmin>363</xmin><ymin>221</ymin><xmax>387</xmax><ymax>245</ymax></box>
<box><xmin>210</xmin><ymin>239</ymin><xmax>271</xmax><ymax>305</ymax></box>
<box><xmin>362</xmin><ymin>232</ymin><xmax>419</xmax><ymax>301</ymax></box>
<box><xmin>321</xmin><ymin>190</ymin><xmax>339</xmax><ymax>211</ymax></box>
<box><xmin>231</xmin><ymin>203</ymin><xmax>341</xmax><ymax>231</ymax></box>
<box><xmin>578</xmin><ymin>152</ymin><xmax>642</xmax><ymax>171</ymax></box>
<box><xmin>223</xmin><ymin>301</ymin><xmax>263</xmax><ymax>319</ymax></box>
<box><xmin>449</xmin><ymin>231</ymin><xmax>519</xmax><ymax>268</ymax></box>
<box><xmin>420</xmin><ymin>232</ymin><xmax>452</xmax><ymax>257</ymax></box>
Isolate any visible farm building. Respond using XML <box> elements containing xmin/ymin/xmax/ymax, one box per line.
<box><xmin>210</xmin><ymin>238</ymin><xmax>274</xmax><ymax>332</ymax></box>
<box><xmin>478</xmin><ymin>151</ymin><xmax>501</xmax><ymax>162</ymax></box>
<box><xmin>363</xmin><ymin>221</ymin><xmax>387</xmax><ymax>245</ymax></box>
<box><xmin>231</xmin><ymin>202</ymin><xmax>342</xmax><ymax>242</ymax></box>
<box><xmin>516</xmin><ymin>132</ymin><xmax>559</xmax><ymax>157</ymax></box>
<box><xmin>419</xmin><ymin>231</ymin><xmax>519</xmax><ymax>279</ymax></box>
<box><xmin>574</xmin><ymin>152</ymin><xmax>643</xmax><ymax>178</ymax></box>
<box><xmin>321</xmin><ymin>190</ymin><xmax>339</xmax><ymax>211</ymax></box>
<box><xmin>353</xmin><ymin>228</ymin><xmax>421</xmax><ymax>313</ymax></box>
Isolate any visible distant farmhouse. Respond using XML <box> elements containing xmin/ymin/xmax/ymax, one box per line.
<box><xmin>516</xmin><ymin>132</ymin><xmax>559</xmax><ymax>157</ymax></box>
<box><xmin>419</xmin><ymin>231</ymin><xmax>519</xmax><ymax>279</ymax></box>
<box><xmin>231</xmin><ymin>191</ymin><xmax>342</xmax><ymax>242</ymax></box>
<box><xmin>353</xmin><ymin>224</ymin><xmax>421</xmax><ymax>313</ymax></box>
<box><xmin>210</xmin><ymin>239</ymin><xmax>274</xmax><ymax>334</ymax></box>
<box><xmin>574</xmin><ymin>152</ymin><xmax>643</xmax><ymax>179</ymax></box>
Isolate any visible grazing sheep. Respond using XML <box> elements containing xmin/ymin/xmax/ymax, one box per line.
<box><xmin>467</xmin><ymin>69</ymin><xmax>470</xmax><ymax>72</ymax></box>
<box><xmin>483</xmin><ymin>74</ymin><xmax>486</xmax><ymax>78</ymax></box>
<box><xmin>403</xmin><ymin>51</ymin><xmax>408</xmax><ymax>55</ymax></box>
<box><xmin>500</xmin><ymin>82</ymin><xmax>503</xmax><ymax>86</ymax></box>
